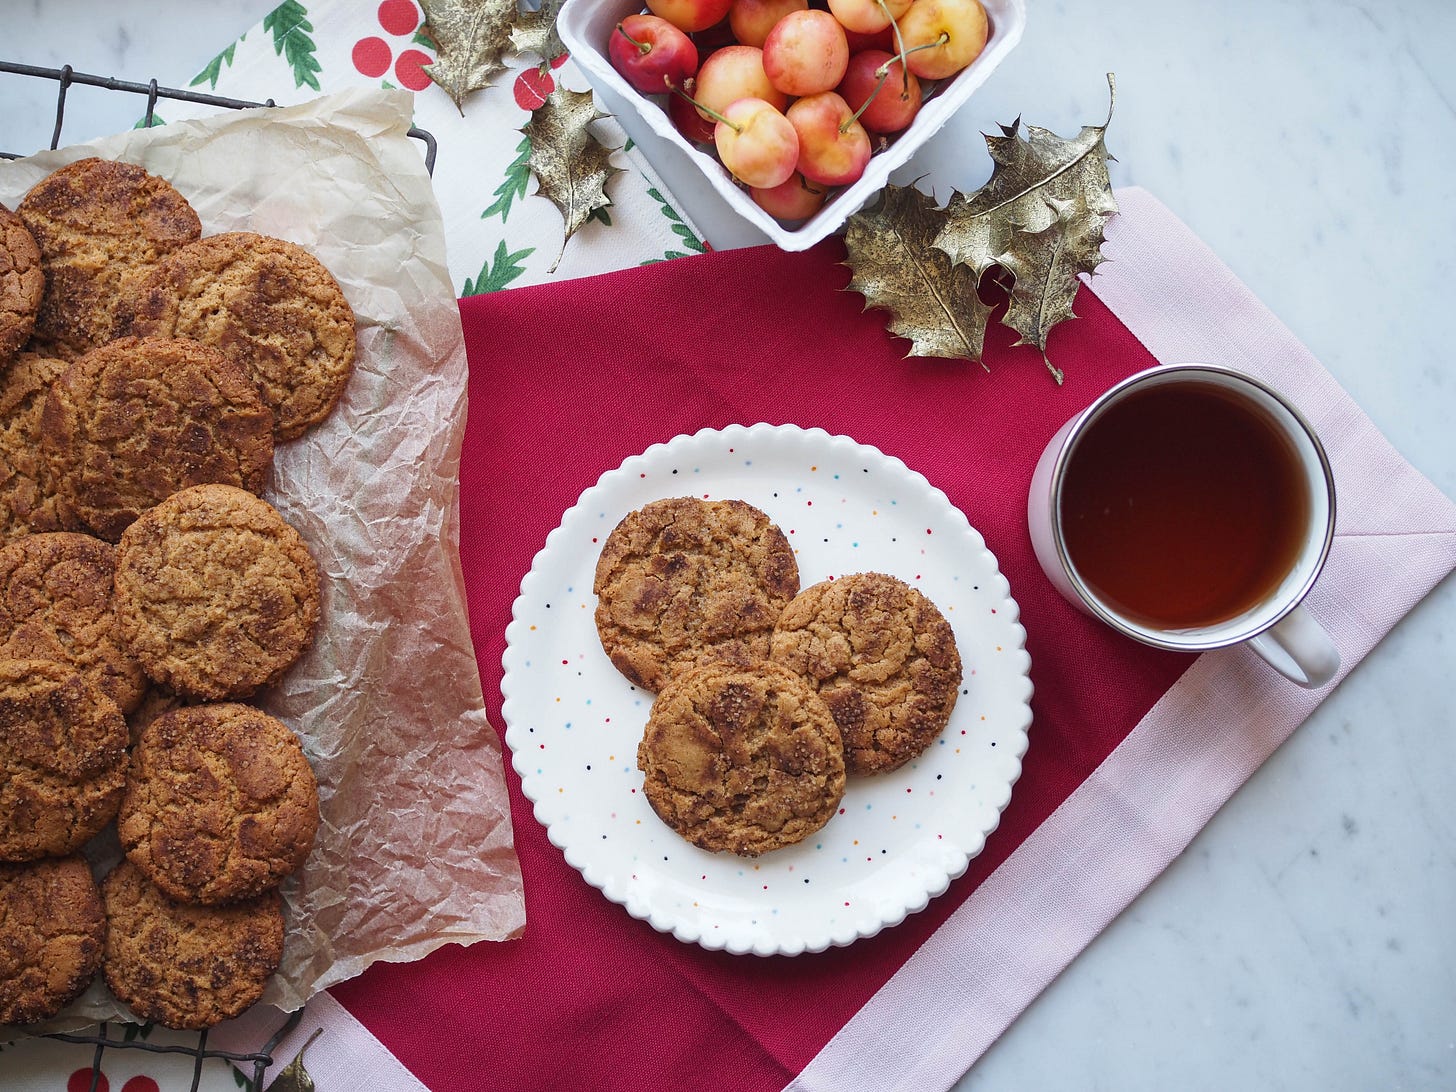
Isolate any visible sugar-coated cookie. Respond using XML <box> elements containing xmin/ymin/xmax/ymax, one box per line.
<box><xmin>637</xmin><ymin>661</ymin><xmax>845</xmax><ymax>856</ymax></box>
<box><xmin>101</xmin><ymin>859</ymin><xmax>284</xmax><ymax>1030</ymax></box>
<box><xmin>0</xmin><ymin>658</ymin><xmax>127</xmax><ymax>862</ymax></box>
<box><xmin>119</xmin><ymin>703</ymin><xmax>319</xmax><ymax>905</ymax></box>
<box><xmin>113</xmin><ymin>485</ymin><xmax>320</xmax><ymax>701</ymax></box>
<box><xmin>771</xmin><ymin>572</ymin><xmax>961</xmax><ymax>774</ymax></box>
<box><xmin>0</xmin><ymin>854</ymin><xmax>106</xmax><ymax>1025</ymax></box>
<box><xmin>594</xmin><ymin>496</ymin><xmax>799</xmax><ymax>692</ymax></box>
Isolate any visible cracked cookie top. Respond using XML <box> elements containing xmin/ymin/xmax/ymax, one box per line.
<box><xmin>118</xmin><ymin>702</ymin><xmax>319</xmax><ymax>906</ymax></box>
<box><xmin>594</xmin><ymin>496</ymin><xmax>799</xmax><ymax>692</ymax></box>
<box><xmin>771</xmin><ymin>572</ymin><xmax>961</xmax><ymax>775</ymax></box>
<box><xmin>637</xmin><ymin>660</ymin><xmax>845</xmax><ymax>857</ymax></box>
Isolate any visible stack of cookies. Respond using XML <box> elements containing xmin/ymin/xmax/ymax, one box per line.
<box><xmin>594</xmin><ymin>496</ymin><xmax>963</xmax><ymax>858</ymax></box>
<box><xmin>0</xmin><ymin>156</ymin><xmax>348</xmax><ymax>1030</ymax></box>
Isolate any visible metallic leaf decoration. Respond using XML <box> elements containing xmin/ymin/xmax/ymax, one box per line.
<box><xmin>843</xmin><ymin>183</ymin><xmax>993</xmax><ymax>363</ymax></box>
<box><xmin>419</xmin><ymin>0</ymin><xmax>518</xmax><ymax>112</ymax></box>
<box><xmin>934</xmin><ymin>74</ymin><xmax>1119</xmax><ymax>381</ymax></box>
<box><xmin>264</xmin><ymin>1028</ymin><xmax>324</xmax><ymax>1092</ymax></box>
<box><xmin>510</xmin><ymin>0</ymin><xmax>569</xmax><ymax>63</ymax></box>
<box><xmin>522</xmin><ymin>88</ymin><xmax>623</xmax><ymax>271</ymax></box>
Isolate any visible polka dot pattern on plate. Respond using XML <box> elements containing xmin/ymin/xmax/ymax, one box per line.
<box><xmin>501</xmin><ymin>424</ymin><xmax>1031</xmax><ymax>956</ymax></box>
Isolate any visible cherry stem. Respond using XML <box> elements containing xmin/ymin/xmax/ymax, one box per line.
<box><xmin>842</xmin><ymin>35</ymin><xmax>944</xmax><ymax>132</ymax></box>
<box><xmin>876</xmin><ymin>0</ymin><xmax>910</xmax><ymax>93</ymax></box>
<box><xmin>844</xmin><ymin>66</ymin><xmax>891</xmax><ymax>132</ymax></box>
<box><xmin>667</xmin><ymin>81</ymin><xmax>739</xmax><ymax>133</ymax></box>
<box><xmin>615</xmin><ymin>22</ymin><xmax>653</xmax><ymax>55</ymax></box>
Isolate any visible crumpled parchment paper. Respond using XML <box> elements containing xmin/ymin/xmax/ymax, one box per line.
<box><xmin>0</xmin><ymin>87</ymin><xmax>525</xmax><ymax>1030</ymax></box>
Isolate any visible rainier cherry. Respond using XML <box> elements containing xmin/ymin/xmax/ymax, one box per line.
<box><xmin>647</xmin><ymin>0</ymin><xmax>733</xmax><ymax>33</ymax></box>
<box><xmin>895</xmin><ymin>0</ymin><xmax>988</xmax><ymax>80</ymax></box>
<box><xmin>694</xmin><ymin>45</ymin><xmax>787</xmax><ymax>119</ymax></box>
<box><xmin>828</xmin><ymin>0</ymin><xmax>913</xmax><ymax>34</ymax></box>
<box><xmin>728</xmin><ymin>0</ymin><xmax>808</xmax><ymax>48</ymax></box>
<box><xmin>837</xmin><ymin>49</ymin><xmax>922</xmax><ymax>133</ymax></box>
<box><xmin>751</xmin><ymin>171</ymin><xmax>829</xmax><ymax>220</ymax></box>
<box><xmin>712</xmin><ymin>98</ymin><xmax>800</xmax><ymax>188</ymax></box>
<box><xmin>787</xmin><ymin>91</ymin><xmax>871</xmax><ymax>186</ymax></box>
<box><xmin>609</xmin><ymin>15</ymin><xmax>700</xmax><ymax>95</ymax></box>
<box><xmin>761</xmin><ymin>10</ymin><xmax>849</xmax><ymax>97</ymax></box>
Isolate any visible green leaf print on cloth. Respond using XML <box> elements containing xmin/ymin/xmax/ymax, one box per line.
<box><xmin>190</xmin><ymin>40</ymin><xmax>239</xmax><ymax>90</ymax></box>
<box><xmin>645</xmin><ymin>186</ymin><xmax>705</xmax><ymax>257</ymax></box>
<box><xmin>482</xmin><ymin>136</ymin><xmax>532</xmax><ymax>222</ymax></box>
<box><xmin>264</xmin><ymin>1</ymin><xmax>323</xmax><ymax>91</ymax></box>
<box><xmin>462</xmin><ymin>239</ymin><xmax>536</xmax><ymax>295</ymax></box>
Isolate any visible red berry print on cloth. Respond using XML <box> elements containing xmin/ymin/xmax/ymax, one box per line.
<box><xmin>353</xmin><ymin>37</ymin><xmax>392</xmax><ymax>79</ymax></box>
<box><xmin>351</xmin><ymin>0</ymin><xmax>434</xmax><ymax>85</ymax></box>
<box><xmin>395</xmin><ymin>48</ymin><xmax>434</xmax><ymax>91</ymax></box>
<box><xmin>513</xmin><ymin>53</ymin><xmax>571</xmax><ymax>112</ymax></box>
<box><xmin>378</xmin><ymin>0</ymin><xmax>419</xmax><ymax>35</ymax></box>
<box><xmin>122</xmin><ymin>1079</ymin><xmax>161</xmax><ymax>1092</ymax></box>
<box><xmin>514</xmin><ymin>67</ymin><xmax>555</xmax><ymax>110</ymax></box>
<box><xmin>69</xmin><ymin>1070</ymin><xmax>108</xmax><ymax>1092</ymax></box>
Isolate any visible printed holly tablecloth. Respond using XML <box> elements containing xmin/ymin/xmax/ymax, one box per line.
<box><xmin>169</xmin><ymin>0</ymin><xmax>707</xmax><ymax>294</ymax></box>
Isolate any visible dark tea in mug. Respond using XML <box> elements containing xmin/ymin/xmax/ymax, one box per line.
<box><xmin>1057</xmin><ymin>379</ymin><xmax>1310</xmax><ymax>630</ymax></box>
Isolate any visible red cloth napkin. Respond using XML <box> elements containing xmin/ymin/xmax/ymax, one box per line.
<box><xmin>328</xmin><ymin>237</ymin><xmax>1196</xmax><ymax>1090</ymax></box>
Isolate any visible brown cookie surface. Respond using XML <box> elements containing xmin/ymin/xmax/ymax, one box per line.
<box><xmin>0</xmin><ymin>658</ymin><xmax>128</xmax><ymax>862</ymax></box>
<box><xmin>0</xmin><ymin>854</ymin><xmax>106</xmax><ymax>1025</ymax></box>
<box><xmin>771</xmin><ymin>572</ymin><xmax>962</xmax><ymax>775</ymax></box>
<box><xmin>113</xmin><ymin>484</ymin><xmax>320</xmax><ymax>700</ymax></box>
<box><xmin>129</xmin><ymin>232</ymin><xmax>356</xmax><ymax>441</ymax></box>
<box><xmin>119</xmin><ymin>703</ymin><xmax>319</xmax><ymax>905</ymax></box>
<box><xmin>637</xmin><ymin>661</ymin><xmax>845</xmax><ymax>857</ymax></box>
<box><xmin>0</xmin><ymin>204</ymin><xmax>45</xmax><ymax>364</ymax></box>
<box><xmin>17</xmin><ymin>157</ymin><xmax>201</xmax><ymax>358</ymax></box>
<box><xmin>0</xmin><ymin>351</ymin><xmax>72</xmax><ymax>539</ymax></box>
<box><xmin>0</xmin><ymin>532</ymin><xmax>147</xmax><ymax>716</ymax></box>
<box><xmin>594</xmin><ymin>497</ymin><xmax>800</xmax><ymax>692</ymax></box>
<box><xmin>40</xmin><ymin>336</ymin><xmax>274</xmax><ymax>542</ymax></box>
<box><xmin>101</xmin><ymin>858</ymin><xmax>284</xmax><ymax>1030</ymax></box>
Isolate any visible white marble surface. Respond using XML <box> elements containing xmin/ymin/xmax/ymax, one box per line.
<box><xmin>5</xmin><ymin>2</ymin><xmax>1454</xmax><ymax>1090</ymax></box>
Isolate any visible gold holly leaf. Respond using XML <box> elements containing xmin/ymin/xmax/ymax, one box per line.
<box><xmin>934</xmin><ymin>75</ymin><xmax>1119</xmax><ymax>381</ymax></box>
<box><xmin>419</xmin><ymin>0</ymin><xmax>517</xmax><ymax>113</ymax></box>
<box><xmin>511</xmin><ymin>0</ymin><xmax>569</xmax><ymax>64</ymax></box>
<box><xmin>522</xmin><ymin>88</ymin><xmax>622</xmax><ymax>271</ymax></box>
<box><xmin>263</xmin><ymin>1028</ymin><xmax>323</xmax><ymax>1092</ymax></box>
<box><xmin>843</xmin><ymin>184</ymin><xmax>993</xmax><ymax>363</ymax></box>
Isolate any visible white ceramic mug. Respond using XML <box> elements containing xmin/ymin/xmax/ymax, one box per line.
<box><xmin>1027</xmin><ymin>362</ymin><xmax>1340</xmax><ymax>688</ymax></box>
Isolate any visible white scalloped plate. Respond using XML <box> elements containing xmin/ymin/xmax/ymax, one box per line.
<box><xmin>501</xmin><ymin>424</ymin><xmax>1032</xmax><ymax>955</ymax></box>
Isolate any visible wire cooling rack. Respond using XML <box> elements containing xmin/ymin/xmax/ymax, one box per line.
<box><xmin>0</xmin><ymin>59</ymin><xmax>437</xmax><ymax>171</ymax></box>
<box><xmin>0</xmin><ymin>57</ymin><xmax>429</xmax><ymax>1091</ymax></box>
<box><xmin>43</xmin><ymin>1010</ymin><xmax>306</xmax><ymax>1092</ymax></box>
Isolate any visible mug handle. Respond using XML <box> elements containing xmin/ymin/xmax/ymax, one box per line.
<box><xmin>1246</xmin><ymin>604</ymin><xmax>1340</xmax><ymax>689</ymax></box>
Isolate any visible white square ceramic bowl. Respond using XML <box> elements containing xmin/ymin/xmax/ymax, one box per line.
<box><xmin>558</xmin><ymin>0</ymin><xmax>1026</xmax><ymax>251</ymax></box>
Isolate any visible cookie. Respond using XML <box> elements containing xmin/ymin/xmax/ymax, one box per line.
<box><xmin>0</xmin><ymin>204</ymin><xmax>45</xmax><ymax>364</ymax></box>
<box><xmin>0</xmin><ymin>854</ymin><xmax>106</xmax><ymax>1024</ymax></box>
<box><xmin>0</xmin><ymin>532</ymin><xmax>147</xmax><ymax>716</ymax></box>
<box><xmin>40</xmin><ymin>336</ymin><xmax>274</xmax><ymax>541</ymax></box>
<box><xmin>771</xmin><ymin>572</ymin><xmax>962</xmax><ymax>775</ymax></box>
<box><xmin>637</xmin><ymin>661</ymin><xmax>845</xmax><ymax>856</ymax></box>
<box><xmin>0</xmin><ymin>658</ymin><xmax>128</xmax><ymax>862</ymax></box>
<box><xmin>129</xmin><ymin>232</ymin><xmax>356</xmax><ymax>441</ymax></box>
<box><xmin>124</xmin><ymin>683</ymin><xmax>189</xmax><ymax>749</ymax></box>
<box><xmin>17</xmin><ymin>157</ymin><xmax>201</xmax><ymax>358</ymax></box>
<box><xmin>119</xmin><ymin>703</ymin><xmax>319</xmax><ymax>905</ymax></box>
<box><xmin>113</xmin><ymin>484</ymin><xmax>320</xmax><ymax>700</ymax></box>
<box><xmin>0</xmin><ymin>351</ymin><xmax>72</xmax><ymax>539</ymax></box>
<box><xmin>100</xmin><ymin>859</ymin><xmax>284</xmax><ymax>1030</ymax></box>
<box><xmin>594</xmin><ymin>497</ymin><xmax>800</xmax><ymax>692</ymax></box>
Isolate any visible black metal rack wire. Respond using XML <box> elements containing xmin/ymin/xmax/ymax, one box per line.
<box><xmin>0</xmin><ymin>57</ymin><xmax>430</xmax><ymax>1090</ymax></box>
<box><xmin>42</xmin><ymin>1010</ymin><xmax>306</xmax><ymax>1092</ymax></box>
<box><xmin>0</xmin><ymin>59</ymin><xmax>437</xmax><ymax>172</ymax></box>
